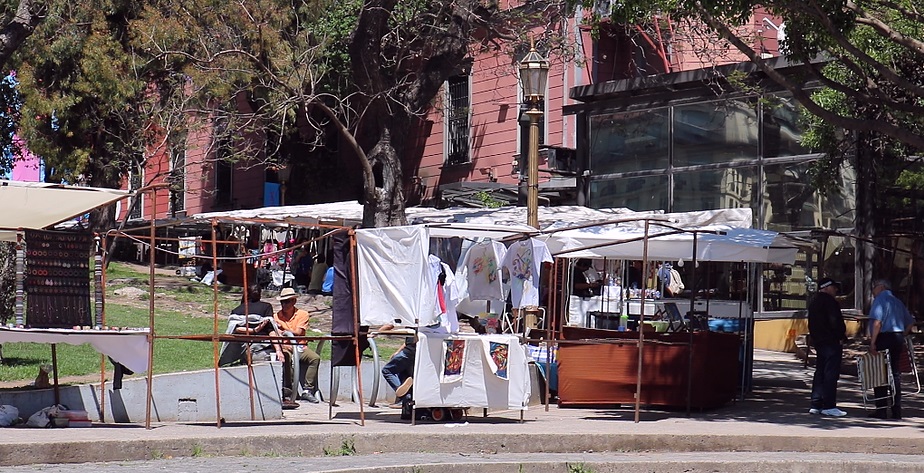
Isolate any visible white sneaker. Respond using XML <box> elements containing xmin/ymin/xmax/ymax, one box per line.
<box><xmin>808</xmin><ymin>408</ymin><xmax>821</xmax><ymax>415</ymax></box>
<box><xmin>821</xmin><ymin>408</ymin><xmax>847</xmax><ymax>417</ymax></box>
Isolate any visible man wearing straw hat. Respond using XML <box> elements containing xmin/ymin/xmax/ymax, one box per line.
<box><xmin>274</xmin><ymin>287</ymin><xmax>322</xmax><ymax>403</ymax></box>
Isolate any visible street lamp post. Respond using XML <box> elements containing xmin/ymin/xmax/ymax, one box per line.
<box><xmin>518</xmin><ymin>39</ymin><xmax>549</xmax><ymax>229</ymax></box>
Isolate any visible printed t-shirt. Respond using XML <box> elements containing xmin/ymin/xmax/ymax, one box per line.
<box><xmin>501</xmin><ymin>238</ymin><xmax>552</xmax><ymax>308</ymax></box>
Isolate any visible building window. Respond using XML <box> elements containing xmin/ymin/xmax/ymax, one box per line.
<box><xmin>672</xmin><ymin>99</ymin><xmax>759</xmax><ymax>168</ymax></box>
<box><xmin>445</xmin><ymin>74</ymin><xmax>471</xmax><ymax>165</ymax></box>
<box><xmin>673</xmin><ymin>167</ymin><xmax>758</xmax><ymax>214</ymax></box>
<box><xmin>169</xmin><ymin>146</ymin><xmax>186</xmax><ymax>214</ymax></box>
<box><xmin>590</xmin><ymin>109</ymin><xmax>669</xmax><ymax>174</ymax></box>
<box><xmin>762</xmin><ymin>93</ymin><xmax>813</xmax><ymax>158</ymax></box>
<box><xmin>215</xmin><ymin>160</ymin><xmax>233</xmax><ymax>206</ymax></box>
<box><xmin>589</xmin><ymin>175</ymin><xmax>669</xmax><ymax>212</ymax></box>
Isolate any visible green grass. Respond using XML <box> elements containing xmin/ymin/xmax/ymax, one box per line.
<box><xmin>0</xmin><ymin>261</ymin><xmax>401</xmax><ymax>383</ymax></box>
<box><xmin>0</xmin><ymin>304</ymin><xmax>217</xmax><ymax>382</ymax></box>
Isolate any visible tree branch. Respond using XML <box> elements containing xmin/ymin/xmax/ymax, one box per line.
<box><xmin>693</xmin><ymin>1</ymin><xmax>924</xmax><ymax>150</ymax></box>
<box><xmin>0</xmin><ymin>0</ymin><xmax>46</xmax><ymax>67</ymax></box>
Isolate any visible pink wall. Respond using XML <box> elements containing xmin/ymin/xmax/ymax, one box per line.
<box><xmin>413</xmin><ymin>20</ymin><xmax>590</xmax><ymax>204</ymax></box>
<box><xmin>10</xmin><ymin>135</ymin><xmax>42</xmax><ymax>182</ymax></box>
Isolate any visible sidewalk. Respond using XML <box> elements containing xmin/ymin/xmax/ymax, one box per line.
<box><xmin>1</xmin><ymin>350</ymin><xmax>922</xmax><ymax>467</ymax></box>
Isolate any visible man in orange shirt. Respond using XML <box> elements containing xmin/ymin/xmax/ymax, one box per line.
<box><xmin>274</xmin><ymin>288</ymin><xmax>322</xmax><ymax>403</ymax></box>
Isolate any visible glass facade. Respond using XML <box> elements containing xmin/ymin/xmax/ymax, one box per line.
<box><xmin>585</xmin><ymin>92</ymin><xmax>857</xmax><ymax>311</ymax></box>
<box><xmin>589</xmin><ymin>108</ymin><xmax>669</xmax><ymax>174</ymax></box>
<box><xmin>673</xmin><ymin>99</ymin><xmax>759</xmax><ymax>167</ymax></box>
<box><xmin>673</xmin><ymin>167</ymin><xmax>758</xmax><ymax>214</ymax></box>
<box><xmin>589</xmin><ymin>175</ymin><xmax>669</xmax><ymax>212</ymax></box>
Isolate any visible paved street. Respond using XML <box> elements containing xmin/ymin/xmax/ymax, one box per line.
<box><xmin>1</xmin><ymin>350</ymin><xmax>923</xmax><ymax>471</ymax></box>
<box><xmin>4</xmin><ymin>452</ymin><xmax>924</xmax><ymax>473</ymax></box>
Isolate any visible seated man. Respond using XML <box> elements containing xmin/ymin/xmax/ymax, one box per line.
<box><xmin>379</xmin><ymin>323</ymin><xmax>416</xmax><ymax>408</ymax></box>
<box><xmin>219</xmin><ymin>286</ymin><xmax>283</xmax><ymax>366</ymax></box>
<box><xmin>273</xmin><ymin>287</ymin><xmax>322</xmax><ymax>403</ymax></box>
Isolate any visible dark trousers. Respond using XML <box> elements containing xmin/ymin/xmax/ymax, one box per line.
<box><xmin>874</xmin><ymin>332</ymin><xmax>905</xmax><ymax>418</ymax></box>
<box><xmin>810</xmin><ymin>342</ymin><xmax>843</xmax><ymax>410</ymax></box>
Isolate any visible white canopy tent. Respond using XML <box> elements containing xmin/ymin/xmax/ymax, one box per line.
<box><xmin>0</xmin><ymin>180</ymin><xmax>131</xmax><ymax>241</ymax></box>
<box><xmin>190</xmin><ymin>201</ymin><xmax>753</xmax><ymax>231</ymax></box>
<box><xmin>544</xmin><ymin>222</ymin><xmax>800</xmax><ymax>264</ymax></box>
<box><xmin>191</xmin><ymin>204</ymin><xmax>799</xmax><ymax>326</ymax></box>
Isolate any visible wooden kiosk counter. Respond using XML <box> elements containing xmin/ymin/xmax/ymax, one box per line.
<box><xmin>556</xmin><ymin>326</ymin><xmax>740</xmax><ymax>409</ymax></box>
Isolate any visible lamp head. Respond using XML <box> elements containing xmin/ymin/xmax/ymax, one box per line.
<box><xmin>518</xmin><ymin>38</ymin><xmax>549</xmax><ymax>103</ymax></box>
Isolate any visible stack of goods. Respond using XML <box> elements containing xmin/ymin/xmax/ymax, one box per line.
<box><xmin>59</xmin><ymin>409</ymin><xmax>92</xmax><ymax>428</ymax></box>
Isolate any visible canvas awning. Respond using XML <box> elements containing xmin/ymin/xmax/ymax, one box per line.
<box><xmin>543</xmin><ymin>220</ymin><xmax>800</xmax><ymax>264</ymax></box>
<box><xmin>0</xmin><ymin>180</ymin><xmax>132</xmax><ymax>241</ymax></box>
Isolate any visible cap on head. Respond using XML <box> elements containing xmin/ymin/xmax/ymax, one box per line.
<box><xmin>818</xmin><ymin>277</ymin><xmax>841</xmax><ymax>291</ymax></box>
<box><xmin>278</xmin><ymin>287</ymin><xmax>298</xmax><ymax>301</ymax></box>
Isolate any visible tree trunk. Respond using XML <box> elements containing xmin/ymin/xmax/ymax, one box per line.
<box><xmin>0</xmin><ymin>0</ymin><xmax>46</xmax><ymax>68</ymax></box>
<box><xmin>854</xmin><ymin>132</ymin><xmax>876</xmax><ymax>311</ymax></box>
<box><xmin>365</xmin><ymin>125</ymin><xmax>408</xmax><ymax>227</ymax></box>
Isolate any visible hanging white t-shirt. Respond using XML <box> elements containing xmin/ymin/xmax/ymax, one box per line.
<box><xmin>456</xmin><ymin>240</ymin><xmax>507</xmax><ymax>301</ymax></box>
<box><xmin>501</xmin><ymin>238</ymin><xmax>552</xmax><ymax>308</ymax></box>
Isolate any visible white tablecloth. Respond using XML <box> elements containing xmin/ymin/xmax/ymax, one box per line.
<box><xmin>413</xmin><ymin>332</ymin><xmax>529</xmax><ymax>410</ymax></box>
<box><xmin>0</xmin><ymin>327</ymin><xmax>150</xmax><ymax>373</ymax></box>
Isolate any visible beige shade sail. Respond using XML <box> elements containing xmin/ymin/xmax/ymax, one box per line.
<box><xmin>0</xmin><ymin>180</ymin><xmax>132</xmax><ymax>241</ymax></box>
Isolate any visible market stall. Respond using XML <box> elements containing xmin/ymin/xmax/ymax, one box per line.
<box><xmin>539</xmin><ymin>214</ymin><xmax>801</xmax><ymax>416</ymax></box>
<box><xmin>353</xmin><ymin>222</ymin><xmax>539</xmax><ymax>421</ymax></box>
<box><xmin>0</xmin><ymin>180</ymin><xmax>134</xmax><ymax>409</ymax></box>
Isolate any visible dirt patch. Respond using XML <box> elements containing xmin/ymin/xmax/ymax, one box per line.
<box><xmin>106</xmin><ymin>263</ymin><xmax>334</xmax><ymax>333</ymax></box>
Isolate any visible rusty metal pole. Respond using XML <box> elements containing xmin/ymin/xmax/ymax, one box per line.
<box><xmin>144</xmin><ymin>188</ymin><xmax>157</xmax><ymax>429</ymax></box>
<box><xmin>242</xmin><ymin>259</ymin><xmax>257</xmax><ymax>421</ymax></box>
<box><xmin>348</xmin><ymin>230</ymin><xmax>366</xmax><ymax>426</ymax></box>
<box><xmin>210</xmin><ymin>220</ymin><xmax>222</xmax><ymax>427</ymax></box>
<box><xmin>635</xmin><ymin>219</ymin><xmax>651</xmax><ymax>423</ymax></box>
<box><xmin>687</xmin><ymin>232</ymin><xmax>699</xmax><ymax>417</ymax></box>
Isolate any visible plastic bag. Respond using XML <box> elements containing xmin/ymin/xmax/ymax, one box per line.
<box><xmin>26</xmin><ymin>404</ymin><xmax>65</xmax><ymax>428</ymax></box>
<box><xmin>0</xmin><ymin>405</ymin><xmax>19</xmax><ymax>427</ymax></box>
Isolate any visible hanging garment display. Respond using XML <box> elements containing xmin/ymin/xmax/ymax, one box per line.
<box><xmin>501</xmin><ymin>238</ymin><xmax>552</xmax><ymax>309</ymax></box>
<box><xmin>455</xmin><ymin>240</ymin><xmax>507</xmax><ymax>301</ymax></box>
<box><xmin>428</xmin><ymin>255</ymin><xmax>460</xmax><ymax>333</ymax></box>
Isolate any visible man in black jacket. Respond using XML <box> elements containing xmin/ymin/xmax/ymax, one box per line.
<box><xmin>808</xmin><ymin>278</ymin><xmax>848</xmax><ymax>417</ymax></box>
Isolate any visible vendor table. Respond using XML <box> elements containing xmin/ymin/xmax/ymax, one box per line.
<box><xmin>0</xmin><ymin>327</ymin><xmax>150</xmax><ymax>373</ymax></box>
<box><xmin>557</xmin><ymin>326</ymin><xmax>740</xmax><ymax>409</ymax></box>
<box><xmin>413</xmin><ymin>332</ymin><xmax>530</xmax><ymax>411</ymax></box>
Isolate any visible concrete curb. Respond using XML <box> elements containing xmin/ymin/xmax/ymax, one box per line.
<box><xmin>4</xmin><ymin>431</ymin><xmax>924</xmax><ymax>466</ymax></box>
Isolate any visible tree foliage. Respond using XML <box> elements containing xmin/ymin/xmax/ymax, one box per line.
<box><xmin>137</xmin><ymin>0</ymin><xmax>570</xmax><ymax>226</ymax></box>
<box><xmin>591</xmin><ymin>0</ymin><xmax>924</xmax><ymax>152</ymax></box>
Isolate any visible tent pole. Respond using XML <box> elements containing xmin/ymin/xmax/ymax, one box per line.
<box><xmin>686</xmin><ymin>233</ymin><xmax>698</xmax><ymax>417</ymax></box>
<box><xmin>348</xmin><ymin>230</ymin><xmax>366</xmax><ymax>426</ymax></box>
<box><xmin>635</xmin><ymin>220</ymin><xmax>651</xmax><ymax>423</ymax></box>
<box><xmin>144</xmin><ymin>188</ymin><xmax>158</xmax><ymax>430</ymax></box>
<box><xmin>242</xmin><ymin>260</ymin><xmax>257</xmax><ymax>421</ymax></box>
<box><xmin>210</xmin><ymin>220</ymin><xmax>222</xmax><ymax>428</ymax></box>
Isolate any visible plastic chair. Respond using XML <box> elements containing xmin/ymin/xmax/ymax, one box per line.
<box><xmin>856</xmin><ymin>351</ymin><xmax>895</xmax><ymax>410</ymax></box>
<box><xmin>662</xmin><ymin>302</ymin><xmax>686</xmax><ymax>332</ymax></box>
<box><xmin>288</xmin><ymin>335</ymin><xmax>326</xmax><ymax>401</ymax></box>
